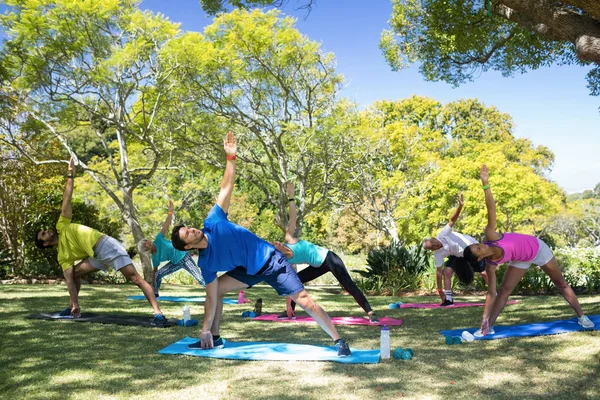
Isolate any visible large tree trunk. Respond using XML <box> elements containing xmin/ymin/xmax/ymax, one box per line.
<box><xmin>120</xmin><ymin>188</ymin><xmax>153</xmax><ymax>283</ymax></box>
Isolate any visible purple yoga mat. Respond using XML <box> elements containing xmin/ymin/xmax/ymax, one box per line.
<box><xmin>399</xmin><ymin>300</ymin><xmax>519</xmax><ymax>309</ymax></box>
<box><xmin>252</xmin><ymin>314</ymin><xmax>403</xmax><ymax>326</ymax></box>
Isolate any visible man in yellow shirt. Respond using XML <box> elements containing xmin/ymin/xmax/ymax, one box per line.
<box><xmin>35</xmin><ymin>158</ymin><xmax>167</xmax><ymax>326</ymax></box>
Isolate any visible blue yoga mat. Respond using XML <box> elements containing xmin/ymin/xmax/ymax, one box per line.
<box><xmin>158</xmin><ymin>336</ymin><xmax>380</xmax><ymax>364</ymax></box>
<box><xmin>127</xmin><ymin>295</ymin><xmax>239</xmax><ymax>304</ymax></box>
<box><xmin>440</xmin><ymin>314</ymin><xmax>600</xmax><ymax>340</ymax></box>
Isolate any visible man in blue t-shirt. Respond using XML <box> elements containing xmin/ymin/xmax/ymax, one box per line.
<box><xmin>171</xmin><ymin>132</ymin><xmax>351</xmax><ymax>357</ymax></box>
<box><xmin>138</xmin><ymin>200</ymin><xmax>205</xmax><ymax>297</ymax></box>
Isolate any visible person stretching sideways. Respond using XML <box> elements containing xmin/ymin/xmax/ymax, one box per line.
<box><xmin>137</xmin><ymin>200</ymin><xmax>205</xmax><ymax>297</ymax></box>
<box><xmin>462</xmin><ymin>165</ymin><xmax>595</xmax><ymax>336</ymax></box>
<box><xmin>171</xmin><ymin>132</ymin><xmax>351</xmax><ymax>356</ymax></box>
<box><xmin>422</xmin><ymin>193</ymin><xmax>488</xmax><ymax>306</ymax></box>
<box><xmin>273</xmin><ymin>182</ymin><xmax>380</xmax><ymax>323</ymax></box>
<box><xmin>35</xmin><ymin>157</ymin><xmax>167</xmax><ymax>326</ymax></box>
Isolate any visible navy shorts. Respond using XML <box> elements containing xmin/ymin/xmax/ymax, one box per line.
<box><xmin>225</xmin><ymin>251</ymin><xmax>304</xmax><ymax>296</ymax></box>
<box><xmin>445</xmin><ymin>256</ymin><xmax>486</xmax><ymax>273</ymax></box>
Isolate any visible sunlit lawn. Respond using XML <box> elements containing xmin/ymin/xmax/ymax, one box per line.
<box><xmin>1</xmin><ymin>283</ymin><xmax>599</xmax><ymax>399</ymax></box>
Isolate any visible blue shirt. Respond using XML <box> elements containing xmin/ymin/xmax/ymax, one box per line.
<box><xmin>152</xmin><ymin>232</ymin><xmax>187</xmax><ymax>268</ymax></box>
<box><xmin>286</xmin><ymin>240</ymin><xmax>329</xmax><ymax>267</ymax></box>
<box><xmin>198</xmin><ymin>204</ymin><xmax>275</xmax><ymax>284</ymax></box>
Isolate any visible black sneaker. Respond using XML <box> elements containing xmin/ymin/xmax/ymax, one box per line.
<box><xmin>188</xmin><ymin>337</ymin><xmax>225</xmax><ymax>349</ymax></box>
<box><xmin>58</xmin><ymin>307</ymin><xmax>72</xmax><ymax>317</ymax></box>
<box><xmin>440</xmin><ymin>299</ymin><xmax>454</xmax><ymax>307</ymax></box>
<box><xmin>276</xmin><ymin>311</ymin><xmax>296</xmax><ymax>320</ymax></box>
<box><xmin>335</xmin><ymin>338</ymin><xmax>351</xmax><ymax>357</ymax></box>
<box><xmin>369</xmin><ymin>313</ymin><xmax>380</xmax><ymax>324</ymax></box>
<box><xmin>151</xmin><ymin>313</ymin><xmax>167</xmax><ymax>327</ymax></box>
<box><xmin>253</xmin><ymin>298</ymin><xmax>263</xmax><ymax>316</ymax></box>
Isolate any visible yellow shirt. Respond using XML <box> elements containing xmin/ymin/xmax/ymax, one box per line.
<box><xmin>56</xmin><ymin>216</ymin><xmax>103</xmax><ymax>271</ymax></box>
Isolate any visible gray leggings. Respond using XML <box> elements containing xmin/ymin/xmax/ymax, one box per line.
<box><xmin>154</xmin><ymin>253</ymin><xmax>205</xmax><ymax>292</ymax></box>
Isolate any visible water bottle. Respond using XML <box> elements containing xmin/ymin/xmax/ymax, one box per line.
<box><xmin>182</xmin><ymin>305</ymin><xmax>191</xmax><ymax>322</ymax></box>
<box><xmin>238</xmin><ymin>290</ymin><xmax>245</xmax><ymax>304</ymax></box>
<box><xmin>380</xmin><ymin>325</ymin><xmax>390</xmax><ymax>359</ymax></box>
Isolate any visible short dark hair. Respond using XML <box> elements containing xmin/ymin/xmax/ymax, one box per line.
<box><xmin>171</xmin><ymin>224</ymin><xmax>187</xmax><ymax>251</ymax></box>
<box><xmin>452</xmin><ymin>257</ymin><xmax>475</xmax><ymax>285</ymax></box>
<box><xmin>34</xmin><ymin>231</ymin><xmax>49</xmax><ymax>249</ymax></box>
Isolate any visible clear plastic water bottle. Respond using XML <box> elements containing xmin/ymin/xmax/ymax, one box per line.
<box><xmin>182</xmin><ymin>305</ymin><xmax>191</xmax><ymax>322</ymax></box>
<box><xmin>380</xmin><ymin>325</ymin><xmax>390</xmax><ymax>359</ymax></box>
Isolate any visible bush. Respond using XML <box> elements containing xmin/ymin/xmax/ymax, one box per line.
<box><xmin>355</xmin><ymin>242</ymin><xmax>431</xmax><ymax>295</ymax></box>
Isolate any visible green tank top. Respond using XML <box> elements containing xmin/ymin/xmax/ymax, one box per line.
<box><xmin>285</xmin><ymin>240</ymin><xmax>329</xmax><ymax>267</ymax></box>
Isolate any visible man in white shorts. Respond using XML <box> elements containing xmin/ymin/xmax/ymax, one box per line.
<box><xmin>34</xmin><ymin>158</ymin><xmax>167</xmax><ymax>326</ymax></box>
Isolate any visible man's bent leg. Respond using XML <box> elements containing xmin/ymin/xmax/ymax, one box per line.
<box><xmin>212</xmin><ymin>274</ymin><xmax>248</xmax><ymax>336</ymax></box>
<box><xmin>119</xmin><ymin>264</ymin><xmax>162</xmax><ymax>315</ymax></box>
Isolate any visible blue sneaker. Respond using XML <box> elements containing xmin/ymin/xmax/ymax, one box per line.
<box><xmin>151</xmin><ymin>313</ymin><xmax>167</xmax><ymax>327</ymax></box>
<box><xmin>335</xmin><ymin>338</ymin><xmax>351</xmax><ymax>357</ymax></box>
<box><xmin>188</xmin><ymin>337</ymin><xmax>225</xmax><ymax>349</ymax></box>
<box><xmin>58</xmin><ymin>307</ymin><xmax>72</xmax><ymax>317</ymax></box>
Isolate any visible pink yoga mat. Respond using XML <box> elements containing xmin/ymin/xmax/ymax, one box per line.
<box><xmin>399</xmin><ymin>300</ymin><xmax>519</xmax><ymax>309</ymax></box>
<box><xmin>252</xmin><ymin>314</ymin><xmax>403</xmax><ymax>326</ymax></box>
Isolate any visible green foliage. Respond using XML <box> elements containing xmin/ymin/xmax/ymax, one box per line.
<box><xmin>357</xmin><ymin>242</ymin><xmax>431</xmax><ymax>294</ymax></box>
<box><xmin>199</xmin><ymin>0</ymin><xmax>278</xmax><ymax>15</ymax></box>
<box><xmin>381</xmin><ymin>0</ymin><xmax>596</xmax><ymax>94</ymax></box>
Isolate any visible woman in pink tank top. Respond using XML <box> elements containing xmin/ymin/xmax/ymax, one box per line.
<box><xmin>461</xmin><ymin>165</ymin><xmax>594</xmax><ymax>336</ymax></box>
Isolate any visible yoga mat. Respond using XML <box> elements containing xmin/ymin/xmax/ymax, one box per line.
<box><xmin>27</xmin><ymin>312</ymin><xmax>178</xmax><ymax>328</ymax></box>
<box><xmin>398</xmin><ymin>300</ymin><xmax>519</xmax><ymax>309</ymax></box>
<box><xmin>252</xmin><ymin>314</ymin><xmax>403</xmax><ymax>326</ymax></box>
<box><xmin>440</xmin><ymin>314</ymin><xmax>600</xmax><ymax>340</ymax></box>
<box><xmin>127</xmin><ymin>295</ymin><xmax>240</xmax><ymax>304</ymax></box>
<box><xmin>158</xmin><ymin>336</ymin><xmax>380</xmax><ymax>364</ymax></box>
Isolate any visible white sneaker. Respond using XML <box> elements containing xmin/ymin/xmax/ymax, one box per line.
<box><xmin>578</xmin><ymin>315</ymin><xmax>595</xmax><ymax>328</ymax></box>
<box><xmin>473</xmin><ymin>327</ymin><xmax>495</xmax><ymax>337</ymax></box>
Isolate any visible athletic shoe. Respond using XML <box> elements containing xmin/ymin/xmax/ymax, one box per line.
<box><xmin>578</xmin><ymin>315</ymin><xmax>595</xmax><ymax>328</ymax></box>
<box><xmin>188</xmin><ymin>337</ymin><xmax>225</xmax><ymax>349</ymax></box>
<box><xmin>151</xmin><ymin>313</ymin><xmax>167</xmax><ymax>327</ymax></box>
<box><xmin>276</xmin><ymin>311</ymin><xmax>296</xmax><ymax>320</ymax></box>
<box><xmin>154</xmin><ymin>292</ymin><xmax>159</xmax><ymax>298</ymax></box>
<box><xmin>58</xmin><ymin>307</ymin><xmax>72</xmax><ymax>317</ymax></box>
<box><xmin>335</xmin><ymin>338</ymin><xmax>351</xmax><ymax>357</ymax></box>
<box><xmin>369</xmin><ymin>313</ymin><xmax>380</xmax><ymax>324</ymax></box>
<box><xmin>473</xmin><ymin>327</ymin><xmax>495</xmax><ymax>337</ymax></box>
<box><xmin>440</xmin><ymin>299</ymin><xmax>454</xmax><ymax>307</ymax></box>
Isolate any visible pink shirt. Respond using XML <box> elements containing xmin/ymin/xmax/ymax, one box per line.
<box><xmin>485</xmin><ymin>233</ymin><xmax>540</xmax><ymax>265</ymax></box>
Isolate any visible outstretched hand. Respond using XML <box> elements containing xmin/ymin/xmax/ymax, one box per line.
<box><xmin>286</xmin><ymin>182</ymin><xmax>295</xmax><ymax>198</ymax></box>
<box><xmin>224</xmin><ymin>131</ymin><xmax>237</xmax><ymax>157</ymax></box>
<box><xmin>458</xmin><ymin>192</ymin><xmax>464</xmax><ymax>207</ymax></box>
<box><xmin>68</xmin><ymin>156</ymin><xmax>75</xmax><ymax>175</ymax></box>
<box><xmin>480</xmin><ymin>164</ymin><xmax>489</xmax><ymax>184</ymax></box>
<box><xmin>168</xmin><ymin>200</ymin><xmax>173</xmax><ymax>214</ymax></box>
<box><xmin>199</xmin><ymin>330</ymin><xmax>214</xmax><ymax>350</ymax></box>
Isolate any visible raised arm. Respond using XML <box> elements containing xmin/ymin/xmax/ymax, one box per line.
<box><xmin>448</xmin><ymin>193</ymin><xmax>464</xmax><ymax>227</ymax></box>
<box><xmin>480</xmin><ymin>165</ymin><xmax>501</xmax><ymax>241</ymax></box>
<box><xmin>216</xmin><ymin>132</ymin><xmax>237</xmax><ymax>214</ymax></box>
<box><xmin>160</xmin><ymin>200</ymin><xmax>174</xmax><ymax>236</ymax></box>
<box><xmin>285</xmin><ymin>182</ymin><xmax>298</xmax><ymax>244</ymax></box>
<box><xmin>61</xmin><ymin>157</ymin><xmax>75</xmax><ymax>219</ymax></box>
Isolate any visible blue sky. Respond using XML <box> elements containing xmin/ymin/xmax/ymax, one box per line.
<box><xmin>148</xmin><ymin>1</ymin><xmax>596</xmax><ymax>192</ymax></box>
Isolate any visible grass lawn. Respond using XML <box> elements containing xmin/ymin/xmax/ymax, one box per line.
<box><xmin>1</xmin><ymin>284</ymin><xmax>599</xmax><ymax>400</ymax></box>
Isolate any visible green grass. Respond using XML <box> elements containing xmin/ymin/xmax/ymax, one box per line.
<box><xmin>1</xmin><ymin>284</ymin><xmax>599</xmax><ymax>399</ymax></box>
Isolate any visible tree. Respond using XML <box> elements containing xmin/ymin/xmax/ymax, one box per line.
<box><xmin>198</xmin><ymin>0</ymin><xmax>314</xmax><ymax>15</ymax></box>
<box><xmin>338</xmin><ymin>96</ymin><xmax>564</xmax><ymax>245</ymax></box>
<box><xmin>0</xmin><ymin>0</ymin><xmax>184</xmax><ymax>281</ymax></box>
<box><xmin>380</xmin><ymin>0</ymin><xmax>600</xmax><ymax>96</ymax></box>
<box><xmin>167</xmin><ymin>9</ymin><xmax>348</xmax><ymax>236</ymax></box>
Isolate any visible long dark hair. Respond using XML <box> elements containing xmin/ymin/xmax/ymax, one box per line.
<box><xmin>452</xmin><ymin>257</ymin><xmax>475</xmax><ymax>285</ymax></box>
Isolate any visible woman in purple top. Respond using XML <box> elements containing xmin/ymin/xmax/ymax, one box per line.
<box><xmin>463</xmin><ymin>165</ymin><xmax>594</xmax><ymax>336</ymax></box>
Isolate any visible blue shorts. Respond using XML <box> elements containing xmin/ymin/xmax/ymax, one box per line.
<box><xmin>225</xmin><ymin>251</ymin><xmax>304</xmax><ymax>296</ymax></box>
<box><xmin>445</xmin><ymin>256</ymin><xmax>486</xmax><ymax>273</ymax></box>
